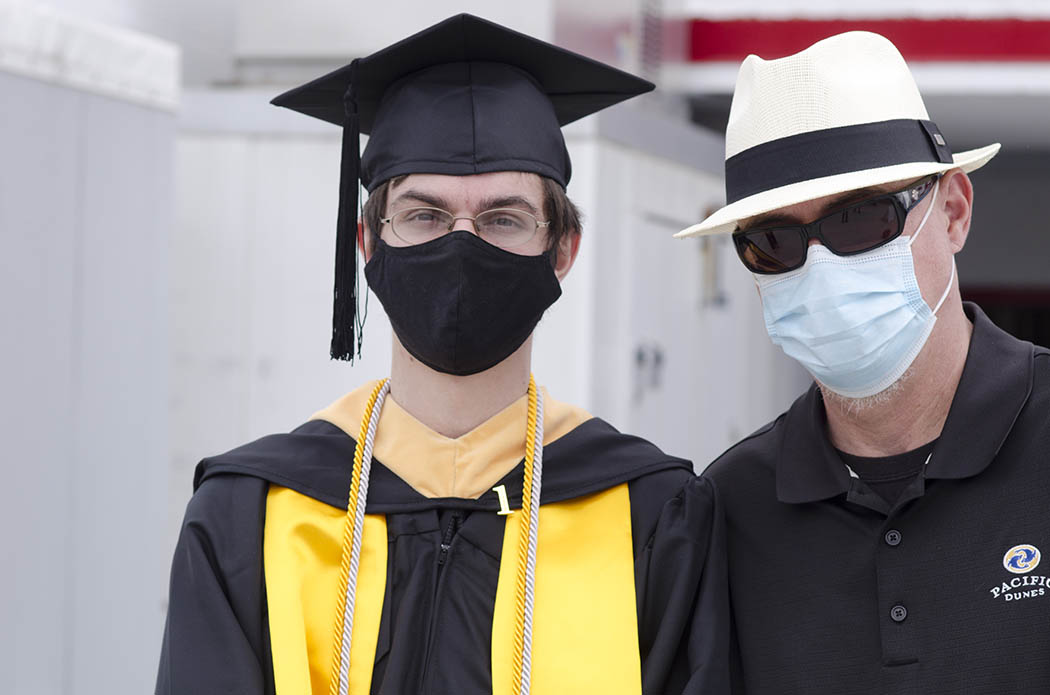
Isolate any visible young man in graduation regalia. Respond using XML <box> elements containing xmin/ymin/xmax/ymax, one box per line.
<box><xmin>157</xmin><ymin>14</ymin><xmax>728</xmax><ymax>695</ymax></box>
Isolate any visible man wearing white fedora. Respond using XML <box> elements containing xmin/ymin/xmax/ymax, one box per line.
<box><xmin>679</xmin><ymin>31</ymin><xmax>1050</xmax><ymax>693</ymax></box>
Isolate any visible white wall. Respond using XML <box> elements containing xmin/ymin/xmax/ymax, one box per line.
<box><xmin>1</xmin><ymin>8</ymin><xmax>176</xmax><ymax>693</ymax></box>
<box><xmin>235</xmin><ymin>0</ymin><xmax>555</xmax><ymax>59</ymax></box>
<box><xmin>0</xmin><ymin>70</ymin><xmax>173</xmax><ymax>695</ymax></box>
<box><xmin>564</xmin><ymin>126</ymin><xmax>808</xmax><ymax>467</ymax></box>
<box><xmin>170</xmin><ymin>132</ymin><xmax>394</xmax><ymax>543</ymax></box>
<box><xmin>32</xmin><ymin>0</ymin><xmax>238</xmax><ymax>86</ymax></box>
<box><xmin>27</xmin><ymin>0</ymin><xmax>644</xmax><ymax>87</ymax></box>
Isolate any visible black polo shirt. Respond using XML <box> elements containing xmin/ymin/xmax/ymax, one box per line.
<box><xmin>705</xmin><ymin>303</ymin><xmax>1050</xmax><ymax>695</ymax></box>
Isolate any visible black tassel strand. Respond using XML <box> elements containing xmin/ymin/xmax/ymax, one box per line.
<box><xmin>331</xmin><ymin>61</ymin><xmax>361</xmax><ymax>362</ymax></box>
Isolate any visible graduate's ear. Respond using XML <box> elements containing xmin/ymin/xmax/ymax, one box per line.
<box><xmin>359</xmin><ymin>220</ymin><xmax>374</xmax><ymax>262</ymax></box>
<box><xmin>553</xmin><ymin>229</ymin><xmax>581</xmax><ymax>282</ymax></box>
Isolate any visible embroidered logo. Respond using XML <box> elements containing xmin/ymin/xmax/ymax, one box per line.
<box><xmin>1004</xmin><ymin>545</ymin><xmax>1041</xmax><ymax>574</ymax></box>
<box><xmin>989</xmin><ymin>544</ymin><xmax>1048</xmax><ymax>602</ymax></box>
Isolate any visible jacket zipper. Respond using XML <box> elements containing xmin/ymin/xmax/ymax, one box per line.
<box><xmin>421</xmin><ymin>510</ymin><xmax>463</xmax><ymax>691</ymax></box>
<box><xmin>437</xmin><ymin>511</ymin><xmax>462</xmax><ymax>568</ymax></box>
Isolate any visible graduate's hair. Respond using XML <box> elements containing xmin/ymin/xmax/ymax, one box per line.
<box><xmin>362</xmin><ymin>174</ymin><xmax>582</xmax><ymax>263</ymax></box>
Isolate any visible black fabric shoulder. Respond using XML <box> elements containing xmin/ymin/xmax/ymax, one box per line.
<box><xmin>633</xmin><ymin>474</ymin><xmax>730</xmax><ymax>694</ymax></box>
<box><xmin>627</xmin><ymin>466</ymin><xmax>694</xmax><ymax>557</ymax></box>
<box><xmin>195</xmin><ymin>417</ymin><xmax>691</xmax><ymax>513</ymax></box>
<box><xmin>537</xmin><ymin>417</ymin><xmax>693</xmax><ymax>503</ymax></box>
<box><xmin>1025</xmin><ymin>344</ymin><xmax>1050</xmax><ymax>428</ymax></box>
<box><xmin>157</xmin><ymin>473</ymin><xmax>274</xmax><ymax>694</ymax></box>
<box><xmin>195</xmin><ymin>419</ymin><xmax>357</xmax><ymax>507</ymax></box>
<box><xmin>703</xmin><ymin>407</ymin><xmax>788</xmax><ymax>483</ymax></box>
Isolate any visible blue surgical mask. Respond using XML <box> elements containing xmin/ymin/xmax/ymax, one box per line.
<box><xmin>755</xmin><ymin>181</ymin><xmax>954</xmax><ymax>399</ymax></box>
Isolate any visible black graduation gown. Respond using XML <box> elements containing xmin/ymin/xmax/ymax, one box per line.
<box><xmin>156</xmin><ymin>412</ymin><xmax>728</xmax><ymax>694</ymax></box>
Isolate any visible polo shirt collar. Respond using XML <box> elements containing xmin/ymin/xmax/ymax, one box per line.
<box><xmin>775</xmin><ymin>384</ymin><xmax>851</xmax><ymax>504</ymax></box>
<box><xmin>925</xmin><ymin>302</ymin><xmax>1033</xmax><ymax>479</ymax></box>
<box><xmin>776</xmin><ymin>302</ymin><xmax>1034</xmax><ymax>504</ymax></box>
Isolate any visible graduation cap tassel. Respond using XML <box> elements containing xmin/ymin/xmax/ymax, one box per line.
<box><xmin>331</xmin><ymin>62</ymin><xmax>362</xmax><ymax>361</ymax></box>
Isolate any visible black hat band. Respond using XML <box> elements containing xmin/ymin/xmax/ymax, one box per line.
<box><xmin>724</xmin><ymin>118</ymin><xmax>955</xmax><ymax>205</ymax></box>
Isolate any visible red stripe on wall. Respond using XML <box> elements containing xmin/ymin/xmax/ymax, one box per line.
<box><xmin>689</xmin><ymin>19</ymin><xmax>1050</xmax><ymax>62</ymax></box>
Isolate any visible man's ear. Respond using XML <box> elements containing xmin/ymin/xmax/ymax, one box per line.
<box><xmin>358</xmin><ymin>220</ymin><xmax>374</xmax><ymax>262</ymax></box>
<box><xmin>940</xmin><ymin>168</ymin><xmax>973</xmax><ymax>254</ymax></box>
<box><xmin>553</xmin><ymin>230</ymin><xmax>581</xmax><ymax>282</ymax></box>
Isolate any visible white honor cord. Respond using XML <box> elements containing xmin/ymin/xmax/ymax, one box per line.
<box><xmin>518</xmin><ymin>388</ymin><xmax>545</xmax><ymax>695</ymax></box>
<box><xmin>338</xmin><ymin>380</ymin><xmax>390</xmax><ymax>695</ymax></box>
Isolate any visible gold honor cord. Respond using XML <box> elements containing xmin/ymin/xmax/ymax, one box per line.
<box><xmin>512</xmin><ymin>376</ymin><xmax>543</xmax><ymax>695</ymax></box>
<box><xmin>329</xmin><ymin>378</ymin><xmax>389</xmax><ymax>695</ymax></box>
<box><xmin>328</xmin><ymin>376</ymin><xmax>544</xmax><ymax>695</ymax></box>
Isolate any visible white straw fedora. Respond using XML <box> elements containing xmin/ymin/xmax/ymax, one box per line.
<box><xmin>675</xmin><ymin>31</ymin><xmax>1000</xmax><ymax>238</ymax></box>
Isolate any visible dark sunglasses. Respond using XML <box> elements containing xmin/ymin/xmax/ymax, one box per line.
<box><xmin>732</xmin><ymin>174</ymin><xmax>940</xmax><ymax>275</ymax></box>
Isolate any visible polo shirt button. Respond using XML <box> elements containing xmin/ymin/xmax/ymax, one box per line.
<box><xmin>885</xmin><ymin>529</ymin><xmax>902</xmax><ymax>546</ymax></box>
<box><xmin>890</xmin><ymin>605</ymin><xmax>908</xmax><ymax>622</ymax></box>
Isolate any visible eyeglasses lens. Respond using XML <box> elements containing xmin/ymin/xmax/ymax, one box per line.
<box><xmin>391</xmin><ymin>207</ymin><xmax>538</xmax><ymax>248</ymax></box>
<box><xmin>392</xmin><ymin>208</ymin><xmax>453</xmax><ymax>244</ymax></box>
<box><xmin>818</xmin><ymin>198</ymin><xmax>902</xmax><ymax>254</ymax></box>
<box><xmin>736</xmin><ymin>196</ymin><xmax>907</xmax><ymax>273</ymax></box>
<box><xmin>734</xmin><ymin>228</ymin><xmax>806</xmax><ymax>274</ymax></box>
<box><xmin>475</xmin><ymin>209</ymin><xmax>536</xmax><ymax>247</ymax></box>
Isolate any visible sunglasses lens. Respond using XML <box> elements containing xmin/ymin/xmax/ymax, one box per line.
<box><xmin>734</xmin><ymin>228</ymin><xmax>806</xmax><ymax>274</ymax></box>
<box><xmin>819</xmin><ymin>198</ymin><xmax>902</xmax><ymax>254</ymax></box>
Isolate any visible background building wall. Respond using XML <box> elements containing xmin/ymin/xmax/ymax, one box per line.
<box><xmin>5</xmin><ymin>1</ymin><xmax>1049</xmax><ymax>693</ymax></box>
<box><xmin>0</xmin><ymin>8</ymin><xmax>176</xmax><ymax>692</ymax></box>
<box><xmin>31</xmin><ymin>0</ymin><xmax>238</xmax><ymax>85</ymax></box>
<box><xmin>958</xmin><ymin>150</ymin><xmax>1050</xmax><ymax>288</ymax></box>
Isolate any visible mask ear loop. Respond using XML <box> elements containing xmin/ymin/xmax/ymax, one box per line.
<box><xmin>931</xmin><ymin>257</ymin><xmax>956</xmax><ymax>316</ymax></box>
<box><xmin>906</xmin><ymin>179</ymin><xmax>939</xmax><ymax>248</ymax></box>
<box><xmin>906</xmin><ymin>180</ymin><xmax>955</xmax><ymax>316</ymax></box>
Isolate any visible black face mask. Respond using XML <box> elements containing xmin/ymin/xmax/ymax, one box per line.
<box><xmin>364</xmin><ymin>231</ymin><xmax>563</xmax><ymax>376</ymax></box>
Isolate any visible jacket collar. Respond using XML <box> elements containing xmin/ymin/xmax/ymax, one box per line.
<box><xmin>194</xmin><ymin>397</ymin><xmax>691</xmax><ymax>513</ymax></box>
<box><xmin>777</xmin><ymin>303</ymin><xmax>1034</xmax><ymax>504</ymax></box>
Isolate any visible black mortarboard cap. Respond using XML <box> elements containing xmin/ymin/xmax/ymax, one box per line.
<box><xmin>271</xmin><ymin>13</ymin><xmax>654</xmax><ymax>361</ymax></box>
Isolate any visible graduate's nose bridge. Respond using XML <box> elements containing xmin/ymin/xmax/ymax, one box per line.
<box><xmin>448</xmin><ymin>215</ymin><xmax>482</xmax><ymax>236</ymax></box>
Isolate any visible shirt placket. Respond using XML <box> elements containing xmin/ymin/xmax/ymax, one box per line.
<box><xmin>852</xmin><ymin>473</ymin><xmax>928</xmax><ymax>693</ymax></box>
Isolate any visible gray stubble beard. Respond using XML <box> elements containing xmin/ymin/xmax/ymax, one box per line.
<box><xmin>817</xmin><ymin>365</ymin><xmax>916</xmax><ymax>418</ymax></box>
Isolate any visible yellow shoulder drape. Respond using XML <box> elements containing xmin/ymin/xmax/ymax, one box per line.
<box><xmin>263</xmin><ymin>483</ymin><xmax>641</xmax><ymax>694</ymax></box>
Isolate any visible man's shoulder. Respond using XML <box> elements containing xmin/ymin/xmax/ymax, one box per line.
<box><xmin>702</xmin><ymin>409</ymin><xmax>789</xmax><ymax>491</ymax></box>
<box><xmin>1021</xmin><ymin>342</ymin><xmax>1050</xmax><ymax>428</ymax></box>
<box><xmin>548</xmin><ymin>416</ymin><xmax>690</xmax><ymax>469</ymax></box>
<box><xmin>541</xmin><ymin>388</ymin><xmax>692</xmax><ymax>485</ymax></box>
<box><xmin>548</xmin><ymin>416</ymin><xmax>713</xmax><ymax>552</ymax></box>
<box><xmin>1033</xmin><ymin>343</ymin><xmax>1050</xmax><ymax>393</ymax></box>
<box><xmin>542</xmin><ymin>416</ymin><xmax>694</xmax><ymax>504</ymax></box>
